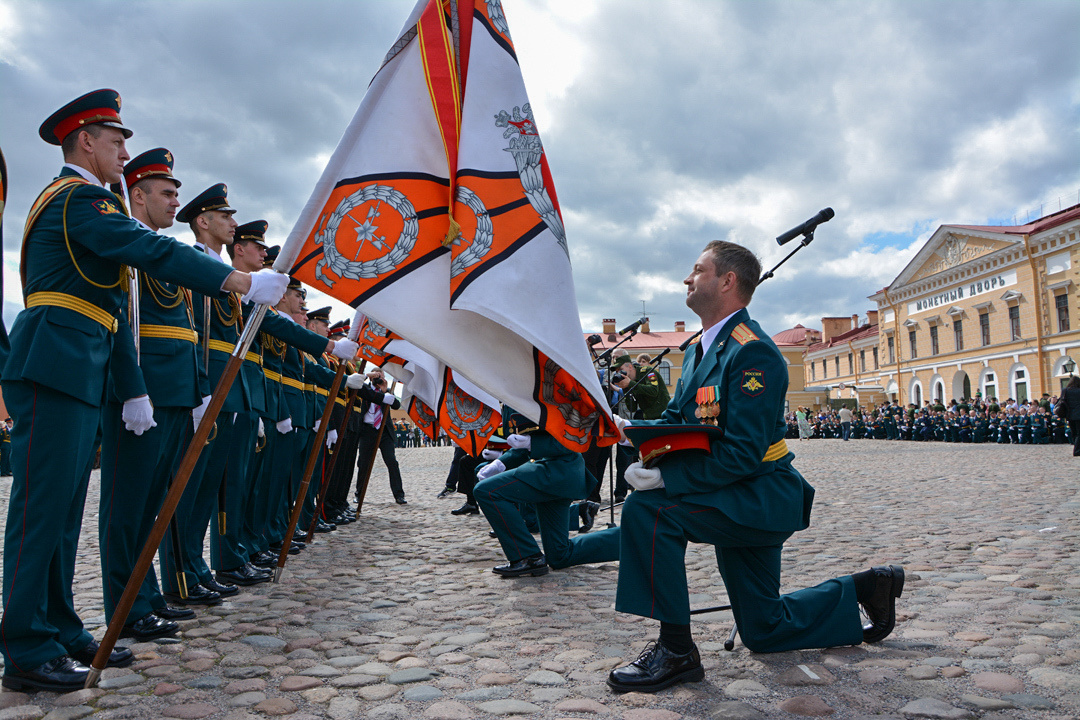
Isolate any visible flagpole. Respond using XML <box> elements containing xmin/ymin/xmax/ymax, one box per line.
<box><xmin>273</xmin><ymin>358</ymin><xmax>348</xmax><ymax>583</ymax></box>
<box><xmin>273</xmin><ymin>307</ymin><xmax>365</xmax><ymax>580</ymax></box>
<box><xmin>304</xmin><ymin>362</ymin><xmax>366</xmax><ymax>542</ymax></box>
<box><xmin>355</xmin><ymin>379</ymin><xmax>397</xmax><ymax>514</ymax></box>
<box><xmin>86</xmin><ymin>303</ymin><xmax>270</xmax><ymax>688</ymax></box>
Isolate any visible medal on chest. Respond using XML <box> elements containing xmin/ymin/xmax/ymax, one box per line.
<box><xmin>694</xmin><ymin>385</ymin><xmax>721</xmax><ymax>425</ymax></box>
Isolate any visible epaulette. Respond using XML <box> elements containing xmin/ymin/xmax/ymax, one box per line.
<box><xmin>730</xmin><ymin>323</ymin><xmax>759</xmax><ymax>346</ymax></box>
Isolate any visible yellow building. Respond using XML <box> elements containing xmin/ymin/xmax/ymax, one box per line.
<box><xmin>801</xmin><ymin>314</ymin><xmax>885</xmax><ymax>410</ymax></box>
<box><xmin>771</xmin><ymin>324</ymin><xmax>823</xmax><ymax>412</ymax></box>
<box><xmin>868</xmin><ymin>204</ymin><xmax>1080</xmax><ymax>405</ymax></box>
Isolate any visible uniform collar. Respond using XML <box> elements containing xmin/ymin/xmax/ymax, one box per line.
<box><xmin>699</xmin><ymin>309</ymin><xmax>741</xmax><ymax>354</ymax></box>
<box><xmin>194</xmin><ymin>242</ymin><xmax>225</xmax><ymax>263</ymax></box>
<box><xmin>63</xmin><ymin>162</ymin><xmax>106</xmax><ymax>187</ymax></box>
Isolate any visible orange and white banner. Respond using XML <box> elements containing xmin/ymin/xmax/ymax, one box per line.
<box><xmin>281</xmin><ymin>0</ymin><xmax>617</xmax><ymax>452</ymax></box>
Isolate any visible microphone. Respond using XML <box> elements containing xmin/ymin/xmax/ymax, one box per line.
<box><xmin>620</xmin><ymin>318</ymin><xmax>646</xmax><ymax>335</ymax></box>
<box><xmin>776</xmin><ymin>208</ymin><xmax>834</xmax><ymax>246</ymax></box>
<box><xmin>679</xmin><ymin>330</ymin><xmax>703</xmax><ymax>352</ymax></box>
<box><xmin>587</xmin><ymin>334</ymin><xmax>603</xmax><ymax>346</ymax></box>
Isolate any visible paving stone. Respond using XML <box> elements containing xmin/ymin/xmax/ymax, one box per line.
<box><xmin>724</xmin><ymin>679</ymin><xmax>769</xmax><ymax>698</ymax></box>
<box><xmin>972</xmin><ymin>671</ymin><xmax>1023</xmax><ymax>693</ymax></box>
<box><xmin>0</xmin><ymin>709</ymin><xmax>44</xmax><ymax>720</ymax></box>
<box><xmin>279</xmin><ymin>675</ymin><xmax>323</xmax><ymax>691</ymax></box>
<box><xmin>777</xmin><ymin>664</ymin><xmax>834</xmax><ymax>686</ymax></box>
<box><xmin>523</xmin><ymin>669</ymin><xmax>565</xmax><ymax>685</ymax></box>
<box><xmin>41</xmin><ymin>707</ymin><xmax>94</xmax><ymax>720</ymax></box>
<box><xmin>252</xmin><ymin>697</ymin><xmax>298</xmax><ymax>715</ymax></box>
<box><xmin>554</xmin><ymin>698</ymin><xmax>609</xmax><ymax>713</ymax></box>
<box><xmin>707</xmin><ymin>702</ymin><xmax>769</xmax><ymax>720</ymax></box>
<box><xmin>402</xmin><ymin>684</ymin><xmax>443</xmax><ymax>701</ymax></box>
<box><xmin>422</xmin><ymin>701</ymin><xmax>475</xmax><ymax>719</ymax></box>
<box><xmin>474</xmin><ymin>699</ymin><xmax>542</xmax><ymax>715</ymax></box>
<box><xmin>898</xmin><ymin>698</ymin><xmax>974</xmax><ymax>719</ymax></box>
<box><xmin>777</xmin><ymin>696</ymin><xmax>834</xmax><ymax>716</ymax></box>
<box><xmin>387</xmin><ymin>666</ymin><xmax>440</xmax><ymax>684</ymax></box>
<box><xmin>159</xmin><ymin>704</ymin><xmax>220</xmax><ymax>719</ymax></box>
<box><xmin>623</xmin><ymin>710</ymin><xmax>684</xmax><ymax>720</ymax></box>
<box><xmin>959</xmin><ymin>694</ymin><xmax>1016</xmax><ymax>710</ymax></box>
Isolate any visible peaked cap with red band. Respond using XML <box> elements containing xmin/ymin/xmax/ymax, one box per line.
<box><xmin>176</xmin><ymin>183</ymin><xmax>235</xmax><ymax>223</ymax></box>
<box><xmin>39</xmin><ymin>88</ymin><xmax>132</xmax><ymax>145</ymax></box>
<box><xmin>623</xmin><ymin>424</ymin><xmax>725</xmax><ymax>468</ymax></box>
<box><xmin>124</xmin><ymin>147</ymin><xmax>180</xmax><ymax>189</ymax></box>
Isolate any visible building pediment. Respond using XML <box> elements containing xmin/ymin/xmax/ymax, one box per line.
<box><xmin>891</xmin><ymin>228</ymin><xmax>1019</xmax><ymax>289</ymax></box>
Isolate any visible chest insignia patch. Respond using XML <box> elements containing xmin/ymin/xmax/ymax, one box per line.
<box><xmin>741</xmin><ymin>369</ymin><xmax>765</xmax><ymax>397</ymax></box>
<box><xmin>92</xmin><ymin>198</ymin><xmax>121</xmax><ymax>215</ymax></box>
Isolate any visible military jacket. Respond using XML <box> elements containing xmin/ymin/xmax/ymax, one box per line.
<box><xmin>638</xmin><ymin>308</ymin><xmax>813</xmax><ymax>533</ymax></box>
<box><xmin>5</xmin><ymin>168</ymin><xmax>232</xmax><ymax>406</ymax></box>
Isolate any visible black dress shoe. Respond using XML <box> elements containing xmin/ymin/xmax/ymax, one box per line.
<box><xmin>165</xmin><ymin>583</ymin><xmax>222</xmax><ymax>606</ymax></box>
<box><xmin>250</xmin><ymin>551</ymin><xmax>277</xmax><ymax>568</ymax></box>
<box><xmin>451</xmin><ymin>502</ymin><xmax>479</xmax><ymax>515</ymax></box>
<box><xmin>858</xmin><ymin>565</ymin><xmax>905</xmax><ymax>643</ymax></box>
<box><xmin>119</xmin><ymin>613</ymin><xmax>179</xmax><ymax>642</ymax></box>
<box><xmin>493</xmin><ymin>553</ymin><xmax>549</xmax><ymax>578</ymax></box>
<box><xmin>201</xmin><ymin>578</ymin><xmax>239</xmax><ymax>597</ymax></box>
<box><xmin>70</xmin><ymin>640</ymin><xmax>135</xmax><ymax>669</ymax></box>
<box><xmin>436</xmin><ymin>486</ymin><xmax>455</xmax><ymax>499</ymax></box>
<box><xmin>578</xmin><ymin>501</ymin><xmax>600</xmax><ymax>533</ymax></box>
<box><xmin>488</xmin><ymin>530</ymin><xmax>498</xmax><ymax>538</ymax></box>
<box><xmin>1</xmin><ymin>655</ymin><xmax>89</xmax><ymax>692</ymax></box>
<box><xmin>154</xmin><ymin>605</ymin><xmax>196</xmax><ymax>621</ymax></box>
<box><xmin>607</xmin><ymin>641</ymin><xmax>704</xmax><ymax>693</ymax></box>
<box><xmin>314</xmin><ymin>519</ymin><xmax>337</xmax><ymax>532</ymax></box>
<box><xmin>217</xmin><ymin>564</ymin><xmax>272</xmax><ymax>586</ymax></box>
<box><xmin>395</xmin><ymin>497</ymin><xmax>408</xmax><ymax>505</ymax></box>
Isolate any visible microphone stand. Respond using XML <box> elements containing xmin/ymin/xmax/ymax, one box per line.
<box><xmin>758</xmin><ymin>230</ymin><xmax>816</xmax><ymax>284</ymax></box>
<box><xmin>593</xmin><ymin>328</ymin><xmax>639</xmax><ymax>367</ymax></box>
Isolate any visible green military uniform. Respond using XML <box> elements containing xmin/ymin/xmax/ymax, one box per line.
<box><xmin>98</xmin><ymin>148</ymin><xmax>208</xmax><ymax>626</ymax></box>
<box><xmin>2</xmin><ymin>91</ymin><xmax>234</xmax><ymax>674</ymax></box>
<box><xmin>474</xmin><ymin>414</ymin><xmax>620</xmax><ymax>571</ymax></box>
<box><xmin>616</xmin><ymin>309</ymin><xmax>864</xmax><ymax>652</ymax></box>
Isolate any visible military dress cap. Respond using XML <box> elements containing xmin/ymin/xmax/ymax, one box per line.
<box><xmin>39</xmin><ymin>88</ymin><xmax>132</xmax><ymax>145</ymax></box>
<box><xmin>503</xmin><ymin>407</ymin><xmax>540</xmax><ymax>435</ymax></box>
<box><xmin>328</xmin><ymin>320</ymin><xmax>350</xmax><ymax>337</ymax></box>
<box><xmin>234</xmin><ymin>220</ymin><xmax>269</xmax><ymax>248</ymax></box>
<box><xmin>307</xmin><ymin>306</ymin><xmax>332</xmax><ymax>324</ymax></box>
<box><xmin>287</xmin><ymin>276</ymin><xmax>303</xmax><ymax>291</ymax></box>
<box><xmin>623</xmin><ymin>424</ymin><xmax>725</xmax><ymax>468</ymax></box>
<box><xmin>176</xmin><ymin>183</ymin><xmax>235</xmax><ymax>223</ymax></box>
<box><xmin>124</xmin><ymin>147</ymin><xmax>181</xmax><ymax>188</ymax></box>
<box><xmin>262</xmin><ymin>244</ymin><xmax>280</xmax><ymax>267</ymax></box>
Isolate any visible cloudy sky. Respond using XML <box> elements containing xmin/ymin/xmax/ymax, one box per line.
<box><xmin>2</xmin><ymin>0</ymin><xmax>1078</xmax><ymax>338</ymax></box>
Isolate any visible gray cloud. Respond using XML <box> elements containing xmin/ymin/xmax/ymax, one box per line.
<box><xmin>2</xmin><ymin>0</ymin><xmax>1078</xmax><ymax>343</ymax></box>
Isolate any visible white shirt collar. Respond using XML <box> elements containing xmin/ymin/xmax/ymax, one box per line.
<box><xmin>64</xmin><ymin>162</ymin><xmax>106</xmax><ymax>187</ymax></box>
<box><xmin>194</xmin><ymin>242</ymin><xmax>225</xmax><ymax>264</ymax></box>
<box><xmin>700</xmin><ymin>309</ymin><xmax>741</xmax><ymax>355</ymax></box>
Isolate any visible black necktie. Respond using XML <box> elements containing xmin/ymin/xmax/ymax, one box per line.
<box><xmin>694</xmin><ymin>342</ymin><xmax>703</xmax><ymax>366</ymax></box>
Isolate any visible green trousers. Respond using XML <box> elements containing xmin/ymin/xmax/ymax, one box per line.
<box><xmin>615</xmin><ymin>489</ymin><xmax>863</xmax><ymax>652</ymax></box>
<box><xmin>0</xmin><ymin>381</ymin><xmax>96</xmax><ymax>671</ymax></box>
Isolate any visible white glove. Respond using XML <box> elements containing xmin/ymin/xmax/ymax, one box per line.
<box><xmin>276</xmin><ymin>418</ymin><xmax>293</xmax><ymax>434</ymax></box>
<box><xmin>326</xmin><ymin>429</ymin><xmax>339</xmax><ymax>448</ymax></box>
<box><xmin>624</xmin><ymin>461</ymin><xmax>664</xmax><ymax>491</ymax></box>
<box><xmin>241</xmin><ymin>268</ymin><xmax>290</xmax><ymax>306</ymax></box>
<box><xmin>481</xmin><ymin>448</ymin><xmax>503</xmax><ymax>461</ymax></box>
<box><xmin>258</xmin><ymin>418</ymin><xmax>265</xmax><ymax>438</ymax></box>
<box><xmin>313</xmin><ymin>419</ymin><xmax>320</xmax><ymax>432</ymax></box>
<box><xmin>506</xmin><ymin>433</ymin><xmax>531</xmax><ymax>450</ymax></box>
<box><xmin>191</xmin><ymin>394</ymin><xmax>212</xmax><ymax>433</ymax></box>
<box><xmin>123</xmin><ymin>395</ymin><xmax>157</xmax><ymax>436</ymax></box>
<box><xmin>345</xmin><ymin>373</ymin><xmax>366</xmax><ymax>390</ymax></box>
<box><xmin>476</xmin><ymin>458</ymin><xmax>506</xmax><ymax>480</ymax></box>
<box><xmin>331</xmin><ymin>339</ymin><xmax>359</xmax><ymax>361</ymax></box>
<box><xmin>382</xmin><ymin>392</ymin><xmax>396</xmax><ymax>405</ymax></box>
<box><xmin>612</xmin><ymin>414</ymin><xmax>631</xmax><ymax>432</ymax></box>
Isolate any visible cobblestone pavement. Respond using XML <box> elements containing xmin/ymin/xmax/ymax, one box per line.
<box><xmin>0</xmin><ymin>441</ymin><xmax>1078</xmax><ymax>720</ymax></box>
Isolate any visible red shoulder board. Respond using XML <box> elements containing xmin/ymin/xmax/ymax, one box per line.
<box><xmin>730</xmin><ymin>323</ymin><xmax>759</xmax><ymax>346</ymax></box>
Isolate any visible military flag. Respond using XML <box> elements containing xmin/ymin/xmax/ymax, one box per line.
<box><xmin>280</xmin><ymin>0</ymin><xmax>617</xmax><ymax>452</ymax></box>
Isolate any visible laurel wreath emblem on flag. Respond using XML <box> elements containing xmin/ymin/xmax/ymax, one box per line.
<box><xmin>449</xmin><ymin>186</ymin><xmax>493</xmax><ymax>278</ymax></box>
<box><xmin>496</xmin><ymin>104</ymin><xmax>567</xmax><ymax>255</ymax></box>
<box><xmin>443</xmin><ymin>382</ymin><xmax>494</xmax><ymax>437</ymax></box>
<box><xmin>314</xmin><ymin>184</ymin><xmax>419</xmax><ymax>287</ymax></box>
